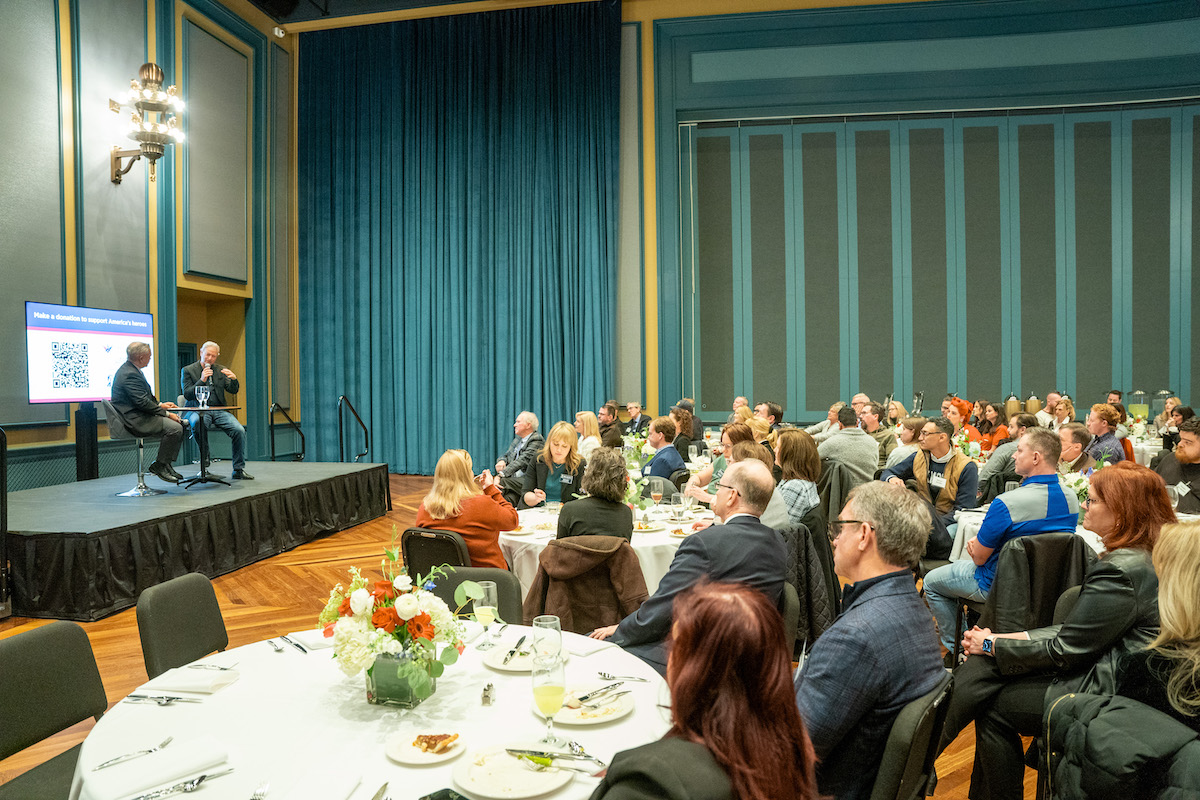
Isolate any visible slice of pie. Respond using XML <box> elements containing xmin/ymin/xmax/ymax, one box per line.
<box><xmin>413</xmin><ymin>733</ymin><xmax>459</xmax><ymax>753</ymax></box>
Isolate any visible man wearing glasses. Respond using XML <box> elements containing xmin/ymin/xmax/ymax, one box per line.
<box><xmin>1154</xmin><ymin>416</ymin><xmax>1200</xmax><ymax>514</ymax></box>
<box><xmin>879</xmin><ymin>416</ymin><xmax>979</xmax><ymax>532</ymax></box>
<box><xmin>587</xmin><ymin>460</ymin><xmax>785</xmax><ymax>674</ymax></box>
<box><xmin>794</xmin><ymin>482</ymin><xmax>944</xmax><ymax>800</ymax></box>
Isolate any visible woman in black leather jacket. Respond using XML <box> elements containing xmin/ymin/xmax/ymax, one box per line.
<box><xmin>942</xmin><ymin>461</ymin><xmax>1176</xmax><ymax>800</ymax></box>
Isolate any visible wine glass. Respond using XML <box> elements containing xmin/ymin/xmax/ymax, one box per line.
<box><xmin>687</xmin><ymin>444</ymin><xmax>698</xmax><ymax>463</ymax></box>
<box><xmin>196</xmin><ymin>384</ymin><xmax>209</xmax><ymax>408</ymax></box>
<box><xmin>650</xmin><ymin>485</ymin><xmax>664</xmax><ymax>511</ymax></box>
<box><xmin>671</xmin><ymin>493</ymin><xmax>686</xmax><ymax>521</ymax></box>
<box><xmin>532</xmin><ymin>657</ymin><xmax>567</xmax><ymax>746</ymax></box>
<box><xmin>532</xmin><ymin>615</ymin><xmax>562</xmax><ymax>660</ymax></box>
<box><xmin>474</xmin><ymin>581</ymin><xmax>499</xmax><ymax>650</ymax></box>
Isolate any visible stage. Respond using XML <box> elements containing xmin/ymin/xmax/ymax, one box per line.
<box><xmin>4</xmin><ymin>461</ymin><xmax>391</xmax><ymax>621</ymax></box>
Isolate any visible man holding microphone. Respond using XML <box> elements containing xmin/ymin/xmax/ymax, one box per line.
<box><xmin>181</xmin><ymin>340</ymin><xmax>252</xmax><ymax>479</ymax></box>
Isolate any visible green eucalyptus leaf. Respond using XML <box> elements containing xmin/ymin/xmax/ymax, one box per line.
<box><xmin>429</xmin><ymin>660</ymin><xmax>445</xmax><ymax>678</ymax></box>
<box><xmin>439</xmin><ymin>646</ymin><xmax>459</xmax><ymax>666</ymax></box>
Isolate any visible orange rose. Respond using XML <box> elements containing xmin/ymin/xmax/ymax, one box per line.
<box><xmin>373</xmin><ymin>580</ymin><xmax>396</xmax><ymax>601</ymax></box>
<box><xmin>372</xmin><ymin>606</ymin><xmax>401</xmax><ymax>633</ymax></box>
<box><xmin>338</xmin><ymin>596</ymin><xmax>353</xmax><ymax>616</ymax></box>
<box><xmin>323</xmin><ymin>621</ymin><xmax>336</xmax><ymax>638</ymax></box>
<box><xmin>406</xmin><ymin>612</ymin><xmax>434</xmax><ymax>640</ymax></box>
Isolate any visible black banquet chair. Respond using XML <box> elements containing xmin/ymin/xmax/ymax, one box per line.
<box><xmin>401</xmin><ymin>527</ymin><xmax>472</xmax><ymax>579</ymax></box>
<box><xmin>868</xmin><ymin>671</ymin><xmax>954</xmax><ymax>800</ymax></box>
<box><xmin>137</xmin><ymin>572</ymin><xmax>229</xmax><ymax>679</ymax></box>
<box><xmin>0</xmin><ymin>621</ymin><xmax>109</xmax><ymax>799</ymax></box>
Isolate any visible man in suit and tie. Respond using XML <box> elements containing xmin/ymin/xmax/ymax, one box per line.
<box><xmin>181</xmin><ymin>340</ymin><xmax>252</xmax><ymax>480</ymax></box>
<box><xmin>495</xmin><ymin>411</ymin><xmax>544</xmax><ymax>505</ymax></box>
<box><xmin>588</xmin><ymin>459</ymin><xmax>786</xmax><ymax>674</ymax></box>
<box><xmin>623</xmin><ymin>401</ymin><xmax>650</xmax><ymax>435</ymax></box>
<box><xmin>793</xmin><ymin>481</ymin><xmax>945</xmax><ymax>800</ymax></box>
<box><xmin>110</xmin><ymin>341</ymin><xmax>187</xmax><ymax>484</ymax></box>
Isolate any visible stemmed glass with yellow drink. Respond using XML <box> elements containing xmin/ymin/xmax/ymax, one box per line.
<box><xmin>474</xmin><ymin>580</ymin><xmax>499</xmax><ymax>650</ymax></box>
<box><xmin>532</xmin><ymin>656</ymin><xmax>567</xmax><ymax>746</ymax></box>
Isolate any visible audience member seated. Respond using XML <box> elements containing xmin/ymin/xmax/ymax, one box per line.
<box><xmin>623</xmin><ymin>401</ymin><xmax>651</xmax><ymax>435</ymax></box>
<box><xmin>574</xmin><ymin>411</ymin><xmax>602</xmax><ymax>458</ymax></box>
<box><xmin>734</xmin><ymin>404</ymin><xmax>755</xmax><ymax>425</ymax></box>
<box><xmin>884</xmin><ymin>416</ymin><xmax>926</xmax><ymax>470</ymax></box>
<box><xmin>941</xmin><ymin>461</ymin><xmax>1175</xmax><ymax>800</ymax></box>
<box><xmin>669</xmin><ymin>405</ymin><xmax>694</xmax><ymax>462</ymax></box>
<box><xmin>1035</xmin><ymin>390</ymin><xmax>1062</xmax><ymax>428</ymax></box>
<box><xmin>556</xmin><ymin>448</ymin><xmax>633</xmax><ymax>541</ymax></box>
<box><xmin>520</xmin><ymin>421</ymin><xmax>587</xmax><ymax>509</ymax></box>
<box><xmin>1107</xmin><ymin>389</ymin><xmax>1124</xmax><ymax>406</ymax></box>
<box><xmin>728</xmin><ymin>442</ymin><xmax>790</xmax><ymax>530</ymax></box>
<box><xmin>1163</xmin><ymin>405</ymin><xmax>1196</xmax><ymax>451</ymax></box>
<box><xmin>887</xmin><ymin>399</ymin><xmax>908</xmax><ymax>427</ymax></box>
<box><xmin>769</xmin><ymin>428</ymin><xmax>822</xmax><ymax>527</ymax></box>
<box><xmin>817</xmin><ymin>405</ymin><xmax>879</xmax><ymax>484</ymax></box>
<box><xmin>643</xmin><ymin>416</ymin><xmax>686</xmax><ymax>480</ymax></box>
<box><xmin>850</xmin><ymin>392</ymin><xmax>871</xmax><ymax>419</ymax></box>
<box><xmin>597</xmin><ymin>403</ymin><xmax>623</xmax><ymax>448</ymax></box>
<box><xmin>970</xmin><ymin>398</ymin><xmax>987</xmax><ymax>428</ymax></box>
<box><xmin>1154</xmin><ymin>395</ymin><xmax>1182</xmax><ymax>435</ymax></box>
<box><xmin>1155</xmin><ymin>417</ymin><xmax>1200</xmax><ymax>514</ymax></box>
<box><xmin>943</xmin><ymin>395</ymin><xmax>982</xmax><ymax>445</ymax></box>
<box><xmin>495</xmin><ymin>410</ymin><xmax>545</xmax><ymax>505</ymax></box>
<box><xmin>755</xmin><ymin>400</ymin><xmax>783</xmax><ymax>431</ymax></box>
<box><xmin>1112</xmin><ymin>401</ymin><xmax>1131</xmax><ymax>439</ymax></box>
<box><xmin>794</xmin><ymin>481</ymin><xmax>944</xmax><ymax>800</ymax></box>
<box><xmin>416</xmin><ymin>449</ymin><xmax>518</xmax><ymax>570</ymax></box>
<box><xmin>880</xmin><ymin>416</ymin><xmax>979</xmax><ymax>533</ymax></box>
<box><xmin>977</xmin><ymin>402</ymin><xmax>1010</xmax><ymax>453</ymax></box>
<box><xmin>1084</xmin><ymin>403</ymin><xmax>1126</xmax><ymax>464</ymax></box>
<box><xmin>675</xmin><ymin>397</ymin><xmax>704</xmax><ymax>440</ymax></box>
<box><xmin>592</xmin><ymin>581</ymin><xmax>818</xmax><ymax>800</ymax></box>
<box><xmin>859</xmin><ymin>402</ymin><xmax>897</xmax><ymax>468</ymax></box>
<box><xmin>806</xmin><ymin>401</ymin><xmax>846</xmax><ymax>444</ymax></box>
<box><xmin>923</xmin><ymin>428</ymin><xmax>1079</xmax><ymax>659</ymax></box>
<box><xmin>684</xmin><ymin>422</ymin><xmax>755</xmax><ymax>505</ymax></box>
<box><xmin>1051</xmin><ymin>396</ymin><xmax>1076</xmax><ymax>431</ymax></box>
<box><xmin>979</xmin><ymin>413</ymin><xmax>1037</xmax><ymax>483</ymax></box>
<box><xmin>1057</xmin><ymin>422</ymin><xmax>1096</xmax><ymax>474</ymax></box>
<box><xmin>727</xmin><ymin>395</ymin><xmax>749</xmax><ymax>425</ymax></box>
<box><xmin>588</xmin><ymin>460</ymin><xmax>785</xmax><ymax>674</ymax></box>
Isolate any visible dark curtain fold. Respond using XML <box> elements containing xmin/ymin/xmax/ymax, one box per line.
<box><xmin>298</xmin><ymin>0</ymin><xmax>620</xmax><ymax>474</ymax></box>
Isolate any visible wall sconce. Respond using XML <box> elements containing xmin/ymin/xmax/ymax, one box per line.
<box><xmin>110</xmin><ymin>62</ymin><xmax>185</xmax><ymax>184</ymax></box>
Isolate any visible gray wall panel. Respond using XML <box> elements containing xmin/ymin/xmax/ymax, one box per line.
<box><xmin>185</xmin><ymin>21</ymin><xmax>249</xmax><ymax>282</ymax></box>
<box><xmin>748</xmin><ymin>132</ymin><xmax>788</xmax><ymax>410</ymax></box>
<box><xmin>697</xmin><ymin>137</ymin><xmax>735</xmax><ymax>410</ymax></box>
<box><xmin>854</xmin><ymin>129</ymin><xmax>894</xmax><ymax>403</ymax></box>
<box><xmin>1129</xmin><ymin>116</ymin><xmax>1172</xmax><ymax>397</ymax></box>
<box><xmin>801</xmin><ymin>131</ymin><xmax>840</xmax><ymax>402</ymax></box>
<box><xmin>962</xmin><ymin>126</ymin><xmax>1003</xmax><ymax>401</ymax></box>
<box><xmin>1073</xmin><ymin>121</ymin><xmax>1114</xmax><ymax>407</ymax></box>
<box><xmin>909</xmin><ymin>128</ymin><xmax>949</xmax><ymax>406</ymax></box>
<box><xmin>1017</xmin><ymin>123</ymin><xmax>1058</xmax><ymax>398</ymax></box>
<box><xmin>78</xmin><ymin>0</ymin><xmax>149</xmax><ymax>312</ymax></box>
<box><xmin>0</xmin><ymin>1</ymin><xmax>65</xmax><ymax>425</ymax></box>
<box><xmin>272</xmin><ymin>44</ymin><xmax>292</xmax><ymax>408</ymax></box>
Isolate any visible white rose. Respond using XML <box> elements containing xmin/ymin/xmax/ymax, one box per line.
<box><xmin>394</xmin><ymin>594</ymin><xmax>420</xmax><ymax>621</ymax></box>
<box><xmin>393</xmin><ymin>575</ymin><xmax>413</xmax><ymax>592</ymax></box>
<box><xmin>349</xmin><ymin>587</ymin><xmax>373</xmax><ymax>616</ymax></box>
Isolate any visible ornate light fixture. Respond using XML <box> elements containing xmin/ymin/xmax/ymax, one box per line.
<box><xmin>110</xmin><ymin>62</ymin><xmax>185</xmax><ymax>184</ymax></box>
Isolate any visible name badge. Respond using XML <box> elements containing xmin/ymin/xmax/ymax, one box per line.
<box><xmin>560</xmin><ymin>474</ymin><xmax>574</xmax><ymax>485</ymax></box>
<box><xmin>929</xmin><ymin>473</ymin><xmax>947</xmax><ymax>491</ymax></box>
<box><xmin>1178</xmin><ymin>482</ymin><xmax>1192</xmax><ymax>497</ymax></box>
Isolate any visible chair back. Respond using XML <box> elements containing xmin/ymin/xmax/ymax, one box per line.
<box><xmin>642</xmin><ymin>475</ymin><xmax>674</xmax><ymax>499</ymax></box>
<box><xmin>137</xmin><ymin>573</ymin><xmax>229</xmax><ymax>679</ymax></box>
<box><xmin>817</xmin><ymin>458</ymin><xmax>863</xmax><ymax>522</ymax></box>
<box><xmin>401</xmin><ymin>527</ymin><xmax>472</xmax><ymax>579</ymax></box>
<box><xmin>779</xmin><ymin>582</ymin><xmax>801</xmax><ymax>656</ymax></box>
<box><xmin>0</xmin><ymin>621</ymin><xmax>108</xmax><ymax>761</ymax></box>
<box><xmin>669</xmin><ymin>468</ymin><xmax>690</xmax><ymax>492</ymax></box>
<box><xmin>101</xmin><ymin>399</ymin><xmax>131</xmax><ymax>440</ymax></box>
<box><xmin>428</xmin><ymin>566</ymin><xmax>523</xmax><ymax>624</ymax></box>
<box><xmin>1053</xmin><ymin>585</ymin><xmax>1083</xmax><ymax>625</ymax></box>
<box><xmin>979</xmin><ymin>469</ymin><xmax>1020</xmax><ymax>504</ymax></box>
<box><xmin>522</xmin><ymin>535</ymin><xmax>649</xmax><ymax>633</ymax></box>
<box><xmin>868</xmin><ymin>671</ymin><xmax>954</xmax><ymax>800</ymax></box>
<box><xmin>978</xmin><ymin>532</ymin><xmax>1097</xmax><ymax>634</ymax></box>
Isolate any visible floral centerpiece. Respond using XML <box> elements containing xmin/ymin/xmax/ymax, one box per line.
<box><xmin>1130</xmin><ymin>414</ymin><xmax>1148</xmax><ymax>440</ymax></box>
<box><xmin>317</xmin><ymin>542</ymin><xmax>480</xmax><ymax>708</ymax></box>
<box><xmin>622</xmin><ymin>432</ymin><xmax>652</xmax><ymax>470</ymax></box>
<box><xmin>952</xmin><ymin>429</ymin><xmax>983</xmax><ymax>461</ymax></box>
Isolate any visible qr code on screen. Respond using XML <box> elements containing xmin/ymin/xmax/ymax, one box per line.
<box><xmin>52</xmin><ymin>341</ymin><xmax>89</xmax><ymax>388</ymax></box>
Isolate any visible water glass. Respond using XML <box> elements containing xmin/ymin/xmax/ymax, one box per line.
<box><xmin>671</xmin><ymin>493</ymin><xmax>687</xmax><ymax>521</ymax></box>
<box><xmin>474</xmin><ymin>581</ymin><xmax>499</xmax><ymax>650</ymax></box>
<box><xmin>531</xmin><ymin>614</ymin><xmax>562</xmax><ymax>660</ymax></box>
<box><xmin>687</xmin><ymin>445</ymin><xmax>698</xmax><ymax>463</ymax></box>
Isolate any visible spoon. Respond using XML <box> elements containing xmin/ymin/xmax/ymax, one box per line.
<box><xmin>565</xmin><ymin>740</ymin><xmax>608</xmax><ymax>767</ymax></box>
<box><xmin>267</xmin><ymin>639</ymin><xmax>284</xmax><ymax>653</ymax></box>
<box><xmin>93</xmin><ymin>736</ymin><xmax>174</xmax><ymax>770</ymax></box>
<box><xmin>597</xmin><ymin>672</ymin><xmax>649</xmax><ymax>682</ymax></box>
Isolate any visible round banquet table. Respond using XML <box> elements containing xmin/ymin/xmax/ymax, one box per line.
<box><xmin>70</xmin><ymin>627</ymin><xmax>669</xmax><ymax>800</ymax></box>
<box><xmin>1129</xmin><ymin>439</ymin><xmax>1163</xmax><ymax>466</ymax></box>
<box><xmin>499</xmin><ymin>506</ymin><xmax>713</xmax><ymax>599</ymax></box>
<box><xmin>948</xmin><ymin>507</ymin><xmax>1104</xmax><ymax>562</ymax></box>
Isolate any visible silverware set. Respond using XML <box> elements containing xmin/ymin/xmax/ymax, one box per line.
<box><xmin>124</xmin><ymin>694</ymin><xmax>203</xmax><ymax>706</ymax></box>
<box><xmin>597</xmin><ymin>671</ymin><xmax>649</xmax><ymax>682</ymax></box>
<box><xmin>127</xmin><ymin>767</ymin><xmax>235</xmax><ymax>800</ymax></box>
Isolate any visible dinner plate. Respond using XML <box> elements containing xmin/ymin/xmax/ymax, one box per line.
<box><xmin>632</xmin><ymin>524</ymin><xmax>665</xmax><ymax>533</ymax></box>
<box><xmin>537</xmin><ymin>685</ymin><xmax>635</xmax><ymax>725</ymax></box>
<box><xmin>503</xmin><ymin>529</ymin><xmax>536</xmax><ymax>537</ymax></box>
<box><xmin>385</xmin><ymin>730</ymin><xmax>465</xmax><ymax>765</ymax></box>
<box><xmin>483</xmin><ymin>647</ymin><xmax>571</xmax><ymax>673</ymax></box>
<box><xmin>669</xmin><ymin>529</ymin><xmax>693</xmax><ymax>538</ymax></box>
<box><xmin>453</xmin><ymin>746</ymin><xmax>573</xmax><ymax>800</ymax></box>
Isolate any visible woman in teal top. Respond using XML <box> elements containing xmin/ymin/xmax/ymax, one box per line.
<box><xmin>683</xmin><ymin>421</ymin><xmax>755</xmax><ymax>506</ymax></box>
<box><xmin>521</xmin><ymin>421</ymin><xmax>587</xmax><ymax>509</ymax></box>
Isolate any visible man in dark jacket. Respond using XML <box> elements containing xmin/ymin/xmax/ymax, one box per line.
<box><xmin>1154</xmin><ymin>417</ymin><xmax>1200</xmax><ymax>514</ymax></box>
<box><xmin>110</xmin><ymin>341</ymin><xmax>187</xmax><ymax>484</ymax></box>
<box><xmin>495</xmin><ymin>411</ymin><xmax>544</xmax><ymax>505</ymax></box>
<box><xmin>181</xmin><ymin>340</ymin><xmax>252</xmax><ymax>479</ymax></box>
<box><xmin>598</xmin><ymin>403</ymin><xmax>623</xmax><ymax>448</ymax></box>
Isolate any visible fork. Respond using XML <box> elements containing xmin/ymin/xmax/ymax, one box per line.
<box><xmin>598</xmin><ymin>671</ymin><xmax>649</xmax><ymax>682</ymax></box>
<box><xmin>94</xmin><ymin>736</ymin><xmax>174</xmax><ymax>770</ymax></box>
<box><xmin>251</xmin><ymin>783</ymin><xmax>269</xmax><ymax>799</ymax></box>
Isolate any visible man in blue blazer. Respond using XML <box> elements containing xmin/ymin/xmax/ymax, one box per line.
<box><xmin>643</xmin><ymin>416</ymin><xmax>686</xmax><ymax>480</ymax></box>
<box><xmin>589</xmin><ymin>460</ymin><xmax>786</xmax><ymax>674</ymax></box>
<box><xmin>794</xmin><ymin>481</ymin><xmax>945</xmax><ymax>800</ymax></box>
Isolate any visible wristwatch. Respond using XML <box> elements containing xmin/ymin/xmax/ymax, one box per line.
<box><xmin>981</xmin><ymin>636</ymin><xmax>995</xmax><ymax>656</ymax></box>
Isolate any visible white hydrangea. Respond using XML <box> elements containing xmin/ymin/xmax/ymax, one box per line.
<box><xmin>332</xmin><ymin>616</ymin><xmax>374</xmax><ymax>676</ymax></box>
<box><xmin>420</xmin><ymin>591</ymin><xmax>461</xmax><ymax>642</ymax></box>
<box><xmin>394</xmin><ymin>594</ymin><xmax>420</xmax><ymax>621</ymax></box>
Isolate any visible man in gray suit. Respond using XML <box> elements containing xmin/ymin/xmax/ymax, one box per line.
<box><xmin>588</xmin><ymin>459</ymin><xmax>785</xmax><ymax>674</ymax></box>
<box><xmin>110</xmin><ymin>341</ymin><xmax>186</xmax><ymax>485</ymax></box>
<box><xmin>495</xmin><ymin>411</ymin><xmax>544</xmax><ymax>505</ymax></box>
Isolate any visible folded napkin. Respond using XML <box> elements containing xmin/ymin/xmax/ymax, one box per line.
<box><xmin>142</xmin><ymin>667</ymin><xmax>240</xmax><ymax>694</ymax></box>
<box><xmin>288</xmin><ymin>628</ymin><xmax>336</xmax><ymax>650</ymax></box>
<box><xmin>84</xmin><ymin>734</ymin><xmax>228</xmax><ymax>800</ymax></box>
<box><xmin>566</xmin><ymin>637</ymin><xmax>617</xmax><ymax>658</ymax></box>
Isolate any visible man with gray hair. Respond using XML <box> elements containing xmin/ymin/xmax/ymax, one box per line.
<box><xmin>923</xmin><ymin>427</ymin><xmax>1079</xmax><ymax>657</ymax></box>
<box><xmin>181</xmin><ymin>340</ymin><xmax>251</xmax><ymax>479</ymax></box>
<box><xmin>588</xmin><ymin>460</ymin><xmax>785</xmax><ymax>674</ymax></box>
<box><xmin>496</xmin><ymin>411</ymin><xmax>543</xmax><ymax>505</ymax></box>
<box><xmin>111</xmin><ymin>340</ymin><xmax>186</xmax><ymax>484</ymax></box>
<box><xmin>795</xmin><ymin>481</ymin><xmax>944</xmax><ymax>800</ymax></box>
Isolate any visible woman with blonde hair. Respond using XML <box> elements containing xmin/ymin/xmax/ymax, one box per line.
<box><xmin>734</xmin><ymin>405</ymin><xmax>754</xmax><ymax>424</ymax></box>
<box><xmin>1155</xmin><ymin>396</ymin><xmax>1182</xmax><ymax>435</ymax></box>
<box><xmin>806</xmin><ymin>401</ymin><xmax>846</xmax><ymax>443</ymax></box>
<box><xmin>415</xmin><ymin>449</ymin><xmax>517</xmax><ymax>570</ymax></box>
<box><xmin>574</xmin><ymin>410</ymin><xmax>602</xmax><ymax>458</ymax></box>
<box><xmin>521</xmin><ymin>421</ymin><xmax>587</xmax><ymax>509</ymax></box>
<box><xmin>1052</xmin><ymin>397</ymin><xmax>1076</xmax><ymax>430</ymax></box>
<box><xmin>685</xmin><ymin>422</ymin><xmax>756</xmax><ymax>505</ymax></box>
<box><xmin>885</xmin><ymin>416</ymin><xmax>926</xmax><ymax>469</ymax></box>
<box><xmin>887</xmin><ymin>400</ymin><xmax>908</xmax><ymax>427</ymax></box>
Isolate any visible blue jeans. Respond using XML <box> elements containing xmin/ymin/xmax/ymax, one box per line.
<box><xmin>923</xmin><ymin>558</ymin><xmax>988</xmax><ymax>652</ymax></box>
<box><xmin>183</xmin><ymin>409</ymin><xmax>246</xmax><ymax>472</ymax></box>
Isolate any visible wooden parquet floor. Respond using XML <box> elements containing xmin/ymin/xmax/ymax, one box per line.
<box><xmin>0</xmin><ymin>474</ymin><xmax>1034</xmax><ymax>797</ymax></box>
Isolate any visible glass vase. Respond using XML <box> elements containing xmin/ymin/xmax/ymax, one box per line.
<box><xmin>365</xmin><ymin>650</ymin><xmax>435</xmax><ymax>709</ymax></box>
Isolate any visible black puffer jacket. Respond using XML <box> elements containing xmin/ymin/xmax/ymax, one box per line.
<box><xmin>1046</xmin><ymin>692</ymin><xmax>1200</xmax><ymax>799</ymax></box>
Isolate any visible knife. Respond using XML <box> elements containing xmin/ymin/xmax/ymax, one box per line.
<box><xmin>280</xmin><ymin>634</ymin><xmax>308</xmax><ymax>654</ymax></box>
<box><xmin>576</xmin><ymin>682</ymin><xmax>622</xmax><ymax>703</ymax></box>
<box><xmin>506</xmin><ymin>748</ymin><xmax>599</xmax><ymax>762</ymax></box>
<box><xmin>370</xmin><ymin>782</ymin><xmax>389</xmax><ymax>800</ymax></box>
<box><xmin>502</xmin><ymin>634</ymin><xmax>527</xmax><ymax>665</ymax></box>
<box><xmin>127</xmin><ymin>767</ymin><xmax>235</xmax><ymax>800</ymax></box>
<box><xmin>125</xmin><ymin>694</ymin><xmax>203</xmax><ymax>704</ymax></box>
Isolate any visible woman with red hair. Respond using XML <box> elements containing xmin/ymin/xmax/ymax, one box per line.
<box><xmin>941</xmin><ymin>461</ymin><xmax>1175</xmax><ymax>799</ymax></box>
<box><xmin>590</xmin><ymin>581</ymin><xmax>818</xmax><ymax>800</ymax></box>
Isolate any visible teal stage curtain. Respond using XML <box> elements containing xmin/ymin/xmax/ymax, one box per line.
<box><xmin>298</xmin><ymin>0</ymin><xmax>620</xmax><ymax>474</ymax></box>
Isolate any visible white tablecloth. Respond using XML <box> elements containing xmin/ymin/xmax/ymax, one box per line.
<box><xmin>949</xmin><ymin>508</ymin><xmax>1104</xmax><ymax>562</ymax></box>
<box><xmin>500</xmin><ymin>508</ymin><xmax>707</xmax><ymax>599</ymax></box>
<box><xmin>71</xmin><ymin>628</ymin><xmax>669</xmax><ymax>800</ymax></box>
<box><xmin>1130</xmin><ymin>440</ymin><xmax>1162</xmax><ymax>466</ymax></box>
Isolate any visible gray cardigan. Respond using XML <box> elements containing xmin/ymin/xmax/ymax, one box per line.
<box><xmin>817</xmin><ymin>427</ymin><xmax>880</xmax><ymax>484</ymax></box>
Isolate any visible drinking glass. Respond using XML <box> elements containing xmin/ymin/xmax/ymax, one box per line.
<box><xmin>1165</xmin><ymin>485</ymin><xmax>1180</xmax><ymax>509</ymax></box>
<box><xmin>650</xmin><ymin>487</ymin><xmax>664</xmax><ymax>509</ymax></box>
<box><xmin>196</xmin><ymin>385</ymin><xmax>209</xmax><ymax>408</ymax></box>
<box><xmin>474</xmin><ymin>581</ymin><xmax>499</xmax><ymax>650</ymax></box>
<box><xmin>671</xmin><ymin>493</ymin><xmax>686</xmax><ymax>521</ymax></box>
<box><xmin>687</xmin><ymin>445</ymin><xmax>698</xmax><ymax>463</ymax></box>
<box><xmin>531</xmin><ymin>615</ymin><xmax>563</xmax><ymax>660</ymax></box>
<box><xmin>532</xmin><ymin>657</ymin><xmax>567</xmax><ymax>746</ymax></box>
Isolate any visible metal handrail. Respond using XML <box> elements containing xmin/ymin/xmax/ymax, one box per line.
<box><xmin>268</xmin><ymin>403</ymin><xmax>305</xmax><ymax>462</ymax></box>
<box><xmin>337</xmin><ymin>395</ymin><xmax>369</xmax><ymax>463</ymax></box>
